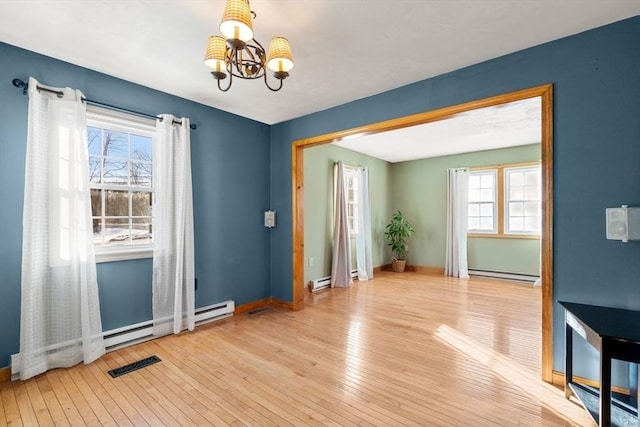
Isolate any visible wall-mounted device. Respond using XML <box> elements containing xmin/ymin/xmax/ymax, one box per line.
<box><xmin>606</xmin><ymin>205</ymin><xmax>640</xmax><ymax>242</ymax></box>
<box><xmin>264</xmin><ymin>210</ymin><xmax>276</xmax><ymax>228</ymax></box>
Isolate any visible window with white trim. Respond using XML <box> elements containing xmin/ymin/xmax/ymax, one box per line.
<box><xmin>344</xmin><ymin>166</ymin><xmax>359</xmax><ymax>235</ymax></box>
<box><xmin>505</xmin><ymin>165</ymin><xmax>541</xmax><ymax>234</ymax></box>
<box><xmin>467</xmin><ymin>162</ymin><xmax>541</xmax><ymax>238</ymax></box>
<box><xmin>87</xmin><ymin>107</ymin><xmax>155</xmax><ymax>261</ymax></box>
<box><xmin>468</xmin><ymin>170</ymin><xmax>497</xmax><ymax>233</ymax></box>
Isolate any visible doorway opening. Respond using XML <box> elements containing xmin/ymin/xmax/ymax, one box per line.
<box><xmin>291</xmin><ymin>84</ymin><xmax>553</xmax><ymax>382</ymax></box>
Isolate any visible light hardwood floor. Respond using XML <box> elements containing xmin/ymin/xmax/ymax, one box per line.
<box><xmin>0</xmin><ymin>272</ymin><xmax>592</xmax><ymax>426</ymax></box>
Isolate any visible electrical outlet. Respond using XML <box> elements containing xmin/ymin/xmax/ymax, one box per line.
<box><xmin>308</xmin><ymin>257</ymin><xmax>314</xmax><ymax>267</ymax></box>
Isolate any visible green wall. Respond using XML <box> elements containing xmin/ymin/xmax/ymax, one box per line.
<box><xmin>304</xmin><ymin>143</ymin><xmax>541</xmax><ymax>283</ymax></box>
<box><xmin>303</xmin><ymin>144</ymin><xmax>392</xmax><ymax>284</ymax></box>
<box><xmin>391</xmin><ymin>144</ymin><xmax>541</xmax><ymax>273</ymax></box>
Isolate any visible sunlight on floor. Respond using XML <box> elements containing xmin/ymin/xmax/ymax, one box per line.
<box><xmin>345</xmin><ymin>319</ymin><xmax>363</xmax><ymax>381</ymax></box>
<box><xmin>434</xmin><ymin>324</ymin><xmax>590</xmax><ymax>425</ymax></box>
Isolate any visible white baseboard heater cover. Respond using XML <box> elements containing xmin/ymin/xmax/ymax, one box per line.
<box><xmin>103</xmin><ymin>300</ymin><xmax>235</xmax><ymax>351</ymax></box>
<box><xmin>10</xmin><ymin>300</ymin><xmax>234</xmax><ymax>380</ymax></box>
<box><xmin>309</xmin><ymin>270</ymin><xmax>358</xmax><ymax>292</ymax></box>
<box><xmin>468</xmin><ymin>269</ymin><xmax>539</xmax><ymax>284</ymax></box>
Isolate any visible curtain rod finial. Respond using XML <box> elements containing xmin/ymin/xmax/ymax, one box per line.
<box><xmin>12</xmin><ymin>78</ymin><xmax>28</xmax><ymax>95</ymax></box>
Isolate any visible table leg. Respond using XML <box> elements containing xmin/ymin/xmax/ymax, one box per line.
<box><xmin>600</xmin><ymin>341</ymin><xmax>611</xmax><ymax>427</ymax></box>
<box><xmin>565</xmin><ymin>316</ymin><xmax>573</xmax><ymax>399</ymax></box>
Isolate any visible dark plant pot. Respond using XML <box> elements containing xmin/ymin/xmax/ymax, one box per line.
<box><xmin>391</xmin><ymin>258</ymin><xmax>406</xmax><ymax>272</ymax></box>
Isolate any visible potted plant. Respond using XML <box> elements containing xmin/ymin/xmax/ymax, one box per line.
<box><xmin>384</xmin><ymin>210</ymin><xmax>415</xmax><ymax>272</ymax></box>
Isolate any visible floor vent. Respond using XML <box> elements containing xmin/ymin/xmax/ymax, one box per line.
<box><xmin>108</xmin><ymin>355</ymin><xmax>161</xmax><ymax>378</ymax></box>
<box><xmin>247</xmin><ymin>307</ymin><xmax>272</xmax><ymax>316</ymax></box>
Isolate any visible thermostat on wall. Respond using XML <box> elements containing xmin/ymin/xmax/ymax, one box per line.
<box><xmin>264</xmin><ymin>210</ymin><xmax>276</xmax><ymax>228</ymax></box>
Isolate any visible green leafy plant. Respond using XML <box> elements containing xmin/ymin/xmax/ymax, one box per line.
<box><xmin>384</xmin><ymin>210</ymin><xmax>415</xmax><ymax>260</ymax></box>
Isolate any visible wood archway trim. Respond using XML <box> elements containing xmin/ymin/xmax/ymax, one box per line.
<box><xmin>291</xmin><ymin>84</ymin><xmax>554</xmax><ymax>382</ymax></box>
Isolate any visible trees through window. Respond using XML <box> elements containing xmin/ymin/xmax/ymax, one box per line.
<box><xmin>87</xmin><ymin>107</ymin><xmax>155</xmax><ymax>257</ymax></box>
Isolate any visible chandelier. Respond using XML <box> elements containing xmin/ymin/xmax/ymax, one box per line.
<box><xmin>204</xmin><ymin>0</ymin><xmax>294</xmax><ymax>92</ymax></box>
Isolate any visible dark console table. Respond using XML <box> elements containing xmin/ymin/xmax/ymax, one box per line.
<box><xmin>560</xmin><ymin>301</ymin><xmax>640</xmax><ymax>427</ymax></box>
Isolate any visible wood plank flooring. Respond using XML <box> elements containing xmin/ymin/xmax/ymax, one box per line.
<box><xmin>1</xmin><ymin>272</ymin><xmax>593</xmax><ymax>426</ymax></box>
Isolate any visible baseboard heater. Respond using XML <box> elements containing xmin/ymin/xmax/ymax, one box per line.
<box><xmin>309</xmin><ymin>270</ymin><xmax>358</xmax><ymax>293</ymax></box>
<box><xmin>10</xmin><ymin>300</ymin><xmax>234</xmax><ymax>380</ymax></box>
<box><xmin>468</xmin><ymin>269</ymin><xmax>539</xmax><ymax>284</ymax></box>
<box><xmin>103</xmin><ymin>300</ymin><xmax>234</xmax><ymax>351</ymax></box>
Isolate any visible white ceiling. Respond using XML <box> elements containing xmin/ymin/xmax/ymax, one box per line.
<box><xmin>333</xmin><ymin>97</ymin><xmax>541</xmax><ymax>163</ymax></box>
<box><xmin>1</xmin><ymin>1</ymin><xmax>639</xmax><ymax>125</ymax></box>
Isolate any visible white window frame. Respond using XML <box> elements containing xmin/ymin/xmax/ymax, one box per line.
<box><xmin>468</xmin><ymin>169</ymin><xmax>498</xmax><ymax>234</ymax></box>
<box><xmin>504</xmin><ymin>165</ymin><xmax>542</xmax><ymax>235</ymax></box>
<box><xmin>87</xmin><ymin>106</ymin><xmax>156</xmax><ymax>263</ymax></box>
<box><xmin>343</xmin><ymin>165</ymin><xmax>359</xmax><ymax>236</ymax></box>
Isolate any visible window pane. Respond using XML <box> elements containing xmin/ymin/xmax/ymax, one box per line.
<box><xmin>468</xmin><ymin>217</ymin><xmax>480</xmax><ymax>230</ymax></box>
<box><xmin>509</xmin><ymin>201</ymin><xmax>524</xmax><ymax>216</ymax></box>
<box><xmin>509</xmin><ymin>171</ymin><xmax>524</xmax><ymax>187</ymax></box>
<box><xmin>88</xmin><ymin>127</ymin><xmax>102</xmax><ymax>155</ymax></box>
<box><xmin>524</xmin><ymin>186</ymin><xmax>540</xmax><ymax>201</ymax></box>
<box><xmin>468</xmin><ymin>175</ymin><xmax>480</xmax><ymax>189</ymax></box>
<box><xmin>480</xmin><ymin>188</ymin><xmax>493</xmax><ymax>202</ymax></box>
<box><xmin>469</xmin><ymin>189</ymin><xmax>481</xmax><ymax>202</ymax></box>
<box><xmin>130</xmin><ymin>161</ymin><xmax>152</xmax><ymax>187</ymax></box>
<box><xmin>130</xmin><ymin>134</ymin><xmax>152</xmax><ymax>161</ymax></box>
<box><xmin>480</xmin><ymin>174</ymin><xmax>494</xmax><ymax>188</ymax></box>
<box><xmin>480</xmin><ymin>218</ymin><xmax>494</xmax><ymax>230</ymax></box>
<box><xmin>524</xmin><ymin>217</ymin><xmax>540</xmax><ymax>232</ymax></box>
<box><xmin>92</xmin><ymin>218</ymin><xmax>103</xmax><ymax>244</ymax></box>
<box><xmin>105</xmin><ymin>190</ymin><xmax>129</xmax><ymax>216</ymax></box>
<box><xmin>91</xmin><ymin>189</ymin><xmax>102</xmax><ymax>217</ymax></box>
<box><xmin>89</xmin><ymin>156</ymin><xmax>101</xmax><ymax>183</ymax></box>
<box><xmin>510</xmin><ymin>187</ymin><xmax>524</xmax><ymax>201</ymax></box>
<box><xmin>103</xmin><ymin>159</ymin><xmax>128</xmax><ymax>184</ymax></box>
<box><xmin>103</xmin><ymin>131</ymin><xmax>128</xmax><ymax>158</ymax></box>
<box><xmin>525</xmin><ymin>170</ymin><xmax>539</xmax><ymax>185</ymax></box>
<box><xmin>132</xmin><ymin>192</ymin><xmax>152</xmax><ymax>217</ymax></box>
<box><xmin>104</xmin><ymin>218</ymin><xmax>130</xmax><ymax>245</ymax></box>
<box><xmin>480</xmin><ymin>202</ymin><xmax>493</xmax><ymax>216</ymax></box>
<box><xmin>132</xmin><ymin>218</ymin><xmax>152</xmax><ymax>245</ymax></box>
<box><xmin>509</xmin><ymin>217</ymin><xmax>524</xmax><ymax>231</ymax></box>
<box><xmin>468</xmin><ymin>203</ymin><xmax>479</xmax><ymax>216</ymax></box>
<box><xmin>524</xmin><ymin>201</ymin><xmax>539</xmax><ymax>216</ymax></box>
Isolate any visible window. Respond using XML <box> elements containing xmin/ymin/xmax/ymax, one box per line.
<box><xmin>344</xmin><ymin>167</ymin><xmax>359</xmax><ymax>235</ymax></box>
<box><xmin>468</xmin><ymin>170</ymin><xmax>497</xmax><ymax>233</ymax></box>
<box><xmin>505</xmin><ymin>166</ymin><xmax>541</xmax><ymax>234</ymax></box>
<box><xmin>87</xmin><ymin>107</ymin><xmax>156</xmax><ymax>261</ymax></box>
<box><xmin>468</xmin><ymin>162</ymin><xmax>541</xmax><ymax>238</ymax></box>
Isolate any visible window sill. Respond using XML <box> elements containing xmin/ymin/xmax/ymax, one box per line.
<box><xmin>95</xmin><ymin>247</ymin><xmax>153</xmax><ymax>263</ymax></box>
<box><xmin>468</xmin><ymin>233</ymin><xmax>540</xmax><ymax>240</ymax></box>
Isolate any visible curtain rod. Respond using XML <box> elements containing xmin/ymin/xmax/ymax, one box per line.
<box><xmin>12</xmin><ymin>78</ymin><xmax>197</xmax><ymax>130</ymax></box>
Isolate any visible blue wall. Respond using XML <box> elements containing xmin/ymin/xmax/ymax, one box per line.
<box><xmin>0</xmin><ymin>43</ymin><xmax>272</xmax><ymax>367</ymax></box>
<box><xmin>270</xmin><ymin>16</ymin><xmax>640</xmax><ymax>378</ymax></box>
<box><xmin>2</xmin><ymin>16</ymin><xmax>639</xmax><ymax>380</ymax></box>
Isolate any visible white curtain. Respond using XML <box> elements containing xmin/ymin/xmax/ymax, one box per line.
<box><xmin>445</xmin><ymin>168</ymin><xmax>470</xmax><ymax>279</ymax></box>
<box><xmin>355</xmin><ymin>167</ymin><xmax>374</xmax><ymax>281</ymax></box>
<box><xmin>17</xmin><ymin>77</ymin><xmax>105</xmax><ymax>380</ymax></box>
<box><xmin>152</xmin><ymin>115</ymin><xmax>195</xmax><ymax>336</ymax></box>
<box><xmin>331</xmin><ymin>161</ymin><xmax>352</xmax><ymax>288</ymax></box>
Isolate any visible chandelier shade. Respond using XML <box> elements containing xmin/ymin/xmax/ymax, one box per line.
<box><xmin>204</xmin><ymin>0</ymin><xmax>294</xmax><ymax>92</ymax></box>
<box><xmin>219</xmin><ymin>0</ymin><xmax>254</xmax><ymax>45</ymax></box>
<box><xmin>267</xmin><ymin>37</ymin><xmax>294</xmax><ymax>73</ymax></box>
<box><xmin>204</xmin><ymin>36</ymin><xmax>228</xmax><ymax>74</ymax></box>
